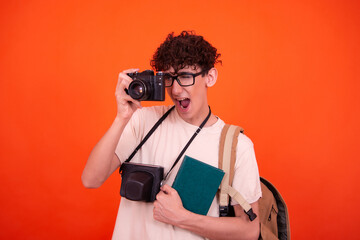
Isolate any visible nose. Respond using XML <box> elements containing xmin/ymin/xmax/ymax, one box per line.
<box><xmin>171</xmin><ymin>78</ymin><xmax>183</xmax><ymax>95</ymax></box>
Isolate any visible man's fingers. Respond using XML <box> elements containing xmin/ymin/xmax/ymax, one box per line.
<box><xmin>123</xmin><ymin>68</ymin><xmax>139</xmax><ymax>74</ymax></box>
<box><xmin>116</xmin><ymin>68</ymin><xmax>139</xmax><ymax>91</ymax></box>
<box><xmin>116</xmin><ymin>73</ymin><xmax>131</xmax><ymax>89</ymax></box>
<box><xmin>156</xmin><ymin>189</ymin><xmax>166</xmax><ymax>200</ymax></box>
<box><xmin>132</xmin><ymin>100</ymin><xmax>142</xmax><ymax>109</ymax></box>
<box><xmin>161</xmin><ymin>184</ymin><xmax>175</xmax><ymax>194</ymax></box>
<box><xmin>118</xmin><ymin>94</ymin><xmax>142</xmax><ymax>109</ymax></box>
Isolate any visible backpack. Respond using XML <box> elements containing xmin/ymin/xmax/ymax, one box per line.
<box><xmin>218</xmin><ymin>124</ymin><xmax>290</xmax><ymax>240</ymax></box>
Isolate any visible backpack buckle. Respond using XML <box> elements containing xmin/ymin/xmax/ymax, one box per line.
<box><xmin>245</xmin><ymin>208</ymin><xmax>257</xmax><ymax>221</ymax></box>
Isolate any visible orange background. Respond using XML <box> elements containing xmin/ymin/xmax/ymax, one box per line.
<box><xmin>1</xmin><ymin>0</ymin><xmax>359</xmax><ymax>239</ymax></box>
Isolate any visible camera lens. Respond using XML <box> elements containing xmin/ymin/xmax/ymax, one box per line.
<box><xmin>128</xmin><ymin>80</ymin><xmax>151</xmax><ymax>100</ymax></box>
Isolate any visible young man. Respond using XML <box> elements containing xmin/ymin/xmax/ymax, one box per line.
<box><xmin>82</xmin><ymin>31</ymin><xmax>262</xmax><ymax>240</ymax></box>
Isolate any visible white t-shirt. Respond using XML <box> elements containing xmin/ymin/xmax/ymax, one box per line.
<box><xmin>113</xmin><ymin>106</ymin><xmax>262</xmax><ymax>240</ymax></box>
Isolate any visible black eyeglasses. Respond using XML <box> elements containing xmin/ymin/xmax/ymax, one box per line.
<box><xmin>164</xmin><ymin>70</ymin><xmax>208</xmax><ymax>87</ymax></box>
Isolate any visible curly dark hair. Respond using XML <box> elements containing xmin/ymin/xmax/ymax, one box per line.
<box><xmin>150</xmin><ymin>31</ymin><xmax>221</xmax><ymax>73</ymax></box>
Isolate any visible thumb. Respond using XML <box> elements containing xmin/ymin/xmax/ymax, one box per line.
<box><xmin>161</xmin><ymin>184</ymin><xmax>174</xmax><ymax>194</ymax></box>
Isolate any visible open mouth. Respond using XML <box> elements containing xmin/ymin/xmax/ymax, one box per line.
<box><xmin>178</xmin><ymin>98</ymin><xmax>190</xmax><ymax>109</ymax></box>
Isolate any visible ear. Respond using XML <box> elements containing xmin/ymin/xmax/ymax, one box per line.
<box><xmin>205</xmin><ymin>67</ymin><xmax>218</xmax><ymax>87</ymax></box>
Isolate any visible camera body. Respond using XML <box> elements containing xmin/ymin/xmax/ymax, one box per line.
<box><xmin>120</xmin><ymin>162</ymin><xmax>164</xmax><ymax>202</ymax></box>
<box><xmin>127</xmin><ymin>70</ymin><xmax>165</xmax><ymax>101</ymax></box>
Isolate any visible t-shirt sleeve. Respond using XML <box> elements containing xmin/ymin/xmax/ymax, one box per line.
<box><xmin>231</xmin><ymin>134</ymin><xmax>262</xmax><ymax>205</ymax></box>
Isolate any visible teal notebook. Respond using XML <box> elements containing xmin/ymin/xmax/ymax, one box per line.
<box><xmin>172</xmin><ymin>155</ymin><xmax>225</xmax><ymax>215</ymax></box>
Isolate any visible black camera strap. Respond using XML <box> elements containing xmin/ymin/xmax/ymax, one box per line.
<box><xmin>163</xmin><ymin>107</ymin><xmax>211</xmax><ymax>181</ymax></box>
<box><xmin>124</xmin><ymin>105</ymin><xmax>175</xmax><ymax>163</ymax></box>
<box><xmin>123</xmin><ymin>105</ymin><xmax>212</xmax><ymax>182</ymax></box>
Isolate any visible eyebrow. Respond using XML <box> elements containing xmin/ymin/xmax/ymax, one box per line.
<box><xmin>174</xmin><ymin>71</ymin><xmax>194</xmax><ymax>76</ymax></box>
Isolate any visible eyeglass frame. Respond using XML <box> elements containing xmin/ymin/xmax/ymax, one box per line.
<box><xmin>163</xmin><ymin>69</ymin><xmax>208</xmax><ymax>87</ymax></box>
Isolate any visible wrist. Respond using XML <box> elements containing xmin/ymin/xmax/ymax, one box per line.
<box><xmin>109</xmin><ymin>114</ymin><xmax>131</xmax><ymax>136</ymax></box>
<box><xmin>114</xmin><ymin>112</ymin><xmax>132</xmax><ymax>124</ymax></box>
<box><xmin>175</xmin><ymin>208</ymin><xmax>198</xmax><ymax>229</ymax></box>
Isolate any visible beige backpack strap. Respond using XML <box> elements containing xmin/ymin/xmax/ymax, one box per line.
<box><xmin>219</xmin><ymin>124</ymin><xmax>257</xmax><ymax>221</ymax></box>
<box><xmin>219</xmin><ymin>125</ymin><xmax>240</xmax><ymax>207</ymax></box>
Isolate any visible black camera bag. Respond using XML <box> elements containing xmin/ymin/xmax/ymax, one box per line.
<box><xmin>120</xmin><ymin>162</ymin><xmax>164</xmax><ymax>202</ymax></box>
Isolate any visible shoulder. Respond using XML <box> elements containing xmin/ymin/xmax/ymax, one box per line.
<box><xmin>237</xmin><ymin>132</ymin><xmax>254</xmax><ymax>150</ymax></box>
<box><xmin>220</xmin><ymin>124</ymin><xmax>254</xmax><ymax>151</ymax></box>
<box><xmin>225</xmin><ymin>127</ymin><xmax>255</xmax><ymax>161</ymax></box>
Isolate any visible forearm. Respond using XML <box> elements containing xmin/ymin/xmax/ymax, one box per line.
<box><xmin>81</xmin><ymin>116</ymin><xmax>128</xmax><ymax>188</ymax></box>
<box><xmin>81</xmin><ymin>69</ymin><xmax>142</xmax><ymax>188</ymax></box>
<box><xmin>176</xmin><ymin>211</ymin><xmax>259</xmax><ymax>240</ymax></box>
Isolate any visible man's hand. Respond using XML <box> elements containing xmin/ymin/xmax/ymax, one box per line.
<box><xmin>153</xmin><ymin>184</ymin><xmax>188</xmax><ymax>226</ymax></box>
<box><xmin>115</xmin><ymin>68</ymin><xmax>142</xmax><ymax>121</ymax></box>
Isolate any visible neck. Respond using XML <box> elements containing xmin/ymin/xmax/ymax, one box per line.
<box><xmin>177</xmin><ymin>106</ymin><xmax>217</xmax><ymax>127</ymax></box>
<box><xmin>204</xmin><ymin>114</ymin><xmax>218</xmax><ymax>127</ymax></box>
